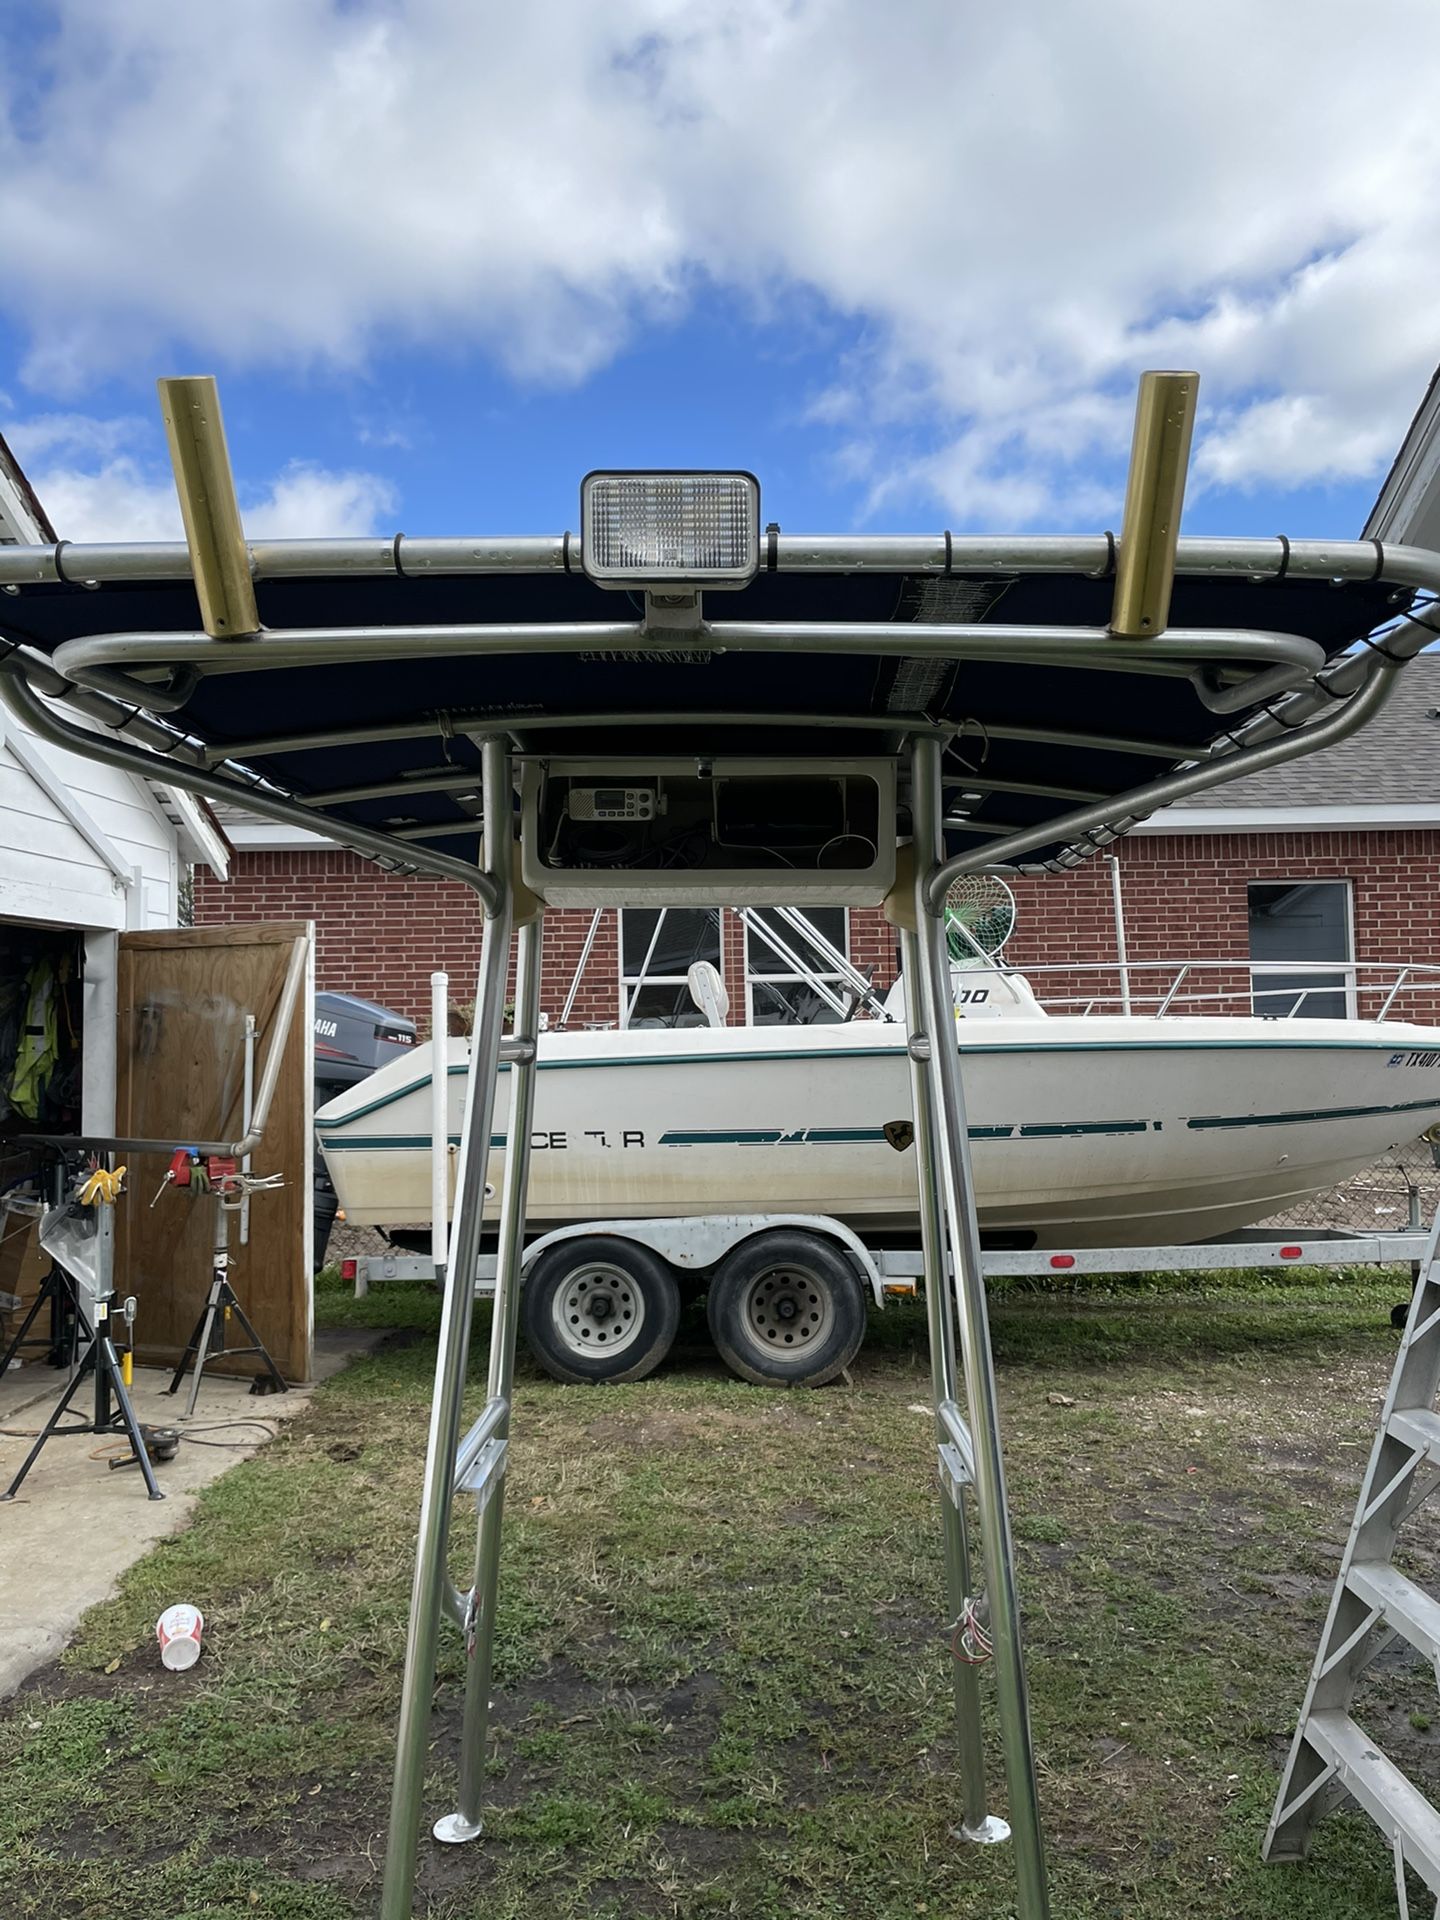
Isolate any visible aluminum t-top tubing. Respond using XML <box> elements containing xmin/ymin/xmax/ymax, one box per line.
<box><xmin>899</xmin><ymin>932</ymin><xmax>998</xmax><ymax>1843</ymax></box>
<box><xmin>737</xmin><ymin>910</ymin><xmax>855</xmax><ymax>1022</ymax></box>
<box><xmin>0</xmin><ymin>663</ymin><xmax>499</xmax><ymax>905</ymax></box>
<box><xmin>558</xmin><ymin>908</ymin><xmax>603</xmax><ymax>1029</ymax></box>
<box><xmin>929</xmin><ymin>657</ymin><xmax>1404</xmax><ymax>903</ymax></box>
<box><xmin>911</xmin><ymin>735</ymin><xmax>1050</xmax><ymax>1919</ymax></box>
<box><xmin>47</xmin><ymin>622</ymin><xmax>1325</xmax><ymax>699</ymax></box>
<box><xmin>232</xmin><ymin>935</ymin><xmax>307</xmax><ymax>1158</ymax></box>
<box><xmin>381</xmin><ymin>739</ymin><xmax>515</xmax><ymax>1920</ymax></box>
<box><xmin>207</xmin><ymin>706</ymin><xmax>953</xmax><ymax>766</ymax></box>
<box><xmin>430</xmin><ymin>972</ymin><xmax>450</xmax><ymax>1280</ymax></box>
<box><xmin>0</xmin><ymin>530</ymin><xmax>1434</xmax><ymax>588</ymax></box>
<box><xmin>447</xmin><ymin>912</ymin><xmax>543</xmax><ymax>1841</ymax></box>
<box><xmin>623</xmin><ymin>908</ymin><xmax>670</xmax><ymax>1029</ymax></box>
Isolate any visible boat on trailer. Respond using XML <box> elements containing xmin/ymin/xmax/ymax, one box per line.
<box><xmin>316</xmin><ymin>934</ymin><xmax>1440</xmax><ymax>1251</ymax></box>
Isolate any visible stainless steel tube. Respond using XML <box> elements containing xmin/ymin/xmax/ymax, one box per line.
<box><xmin>48</xmin><ymin>621</ymin><xmax>1324</xmax><ymax>696</ymax></box>
<box><xmin>900</xmin><ymin>933</ymin><xmax>999</xmax><ymax>1842</ymax></box>
<box><xmin>912</xmin><ymin>735</ymin><xmax>1050</xmax><ymax>1918</ymax></box>
<box><xmin>445</xmin><ymin>913</ymin><xmax>543</xmax><ymax>1840</ymax></box>
<box><xmin>381</xmin><ymin>740</ymin><xmax>514</xmax><ymax>1920</ymax></box>
<box><xmin>431</xmin><ymin>973</ymin><xmax>451</xmax><ymax>1281</ymax></box>
<box><xmin>0</xmin><ymin>663</ymin><xmax>499</xmax><ymax>904</ymax></box>
<box><xmin>0</xmin><ymin>527</ymin><xmax>1430</xmax><ymax>588</ymax></box>
<box><xmin>929</xmin><ymin>658</ymin><xmax>1402</xmax><ymax>902</ymax></box>
<box><xmin>229</xmin><ymin>935</ymin><xmax>307</xmax><ymax>1157</ymax></box>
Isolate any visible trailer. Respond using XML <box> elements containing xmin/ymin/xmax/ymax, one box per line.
<box><xmin>339</xmin><ymin>1211</ymin><xmax>1429</xmax><ymax>1388</ymax></box>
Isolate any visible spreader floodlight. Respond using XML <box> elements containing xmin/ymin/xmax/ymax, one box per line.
<box><xmin>580</xmin><ymin>470</ymin><xmax>760</xmax><ymax>587</ymax></box>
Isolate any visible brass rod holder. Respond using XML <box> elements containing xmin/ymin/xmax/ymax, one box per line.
<box><xmin>157</xmin><ymin>376</ymin><xmax>258</xmax><ymax>638</ymax></box>
<box><xmin>1109</xmin><ymin>370</ymin><xmax>1198</xmax><ymax>638</ymax></box>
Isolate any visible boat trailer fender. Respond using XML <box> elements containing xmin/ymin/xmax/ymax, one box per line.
<box><xmin>518</xmin><ymin>1214</ymin><xmax>886</xmax><ymax>1309</ymax></box>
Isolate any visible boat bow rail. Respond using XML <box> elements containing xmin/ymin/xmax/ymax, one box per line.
<box><xmin>968</xmin><ymin>958</ymin><xmax>1440</xmax><ymax>1022</ymax></box>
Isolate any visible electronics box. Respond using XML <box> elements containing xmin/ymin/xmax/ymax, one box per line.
<box><xmin>520</xmin><ymin>758</ymin><xmax>897</xmax><ymax>907</ymax></box>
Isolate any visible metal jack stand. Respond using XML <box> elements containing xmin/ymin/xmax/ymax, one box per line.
<box><xmin>167</xmin><ymin>1174</ymin><xmax>289</xmax><ymax>1419</ymax></box>
<box><xmin>2</xmin><ymin>1173</ymin><xmax>163</xmax><ymax>1504</ymax></box>
<box><xmin>1</xmin><ymin>1298</ymin><xmax>164</xmax><ymax>1503</ymax></box>
<box><xmin>0</xmin><ymin>1258</ymin><xmax>82</xmax><ymax>1377</ymax></box>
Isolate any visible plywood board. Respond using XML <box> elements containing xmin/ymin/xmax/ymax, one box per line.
<box><xmin>115</xmin><ymin>923</ymin><xmax>313</xmax><ymax>1382</ymax></box>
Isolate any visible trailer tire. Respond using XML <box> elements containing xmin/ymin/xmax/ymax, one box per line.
<box><xmin>522</xmin><ymin>1238</ymin><xmax>681</xmax><ymax>1385</ymax></box>
<box><xmin>706</xmin><ymin>1231</ymin><xmax>866</xmax><ymax>1388</ymax></box>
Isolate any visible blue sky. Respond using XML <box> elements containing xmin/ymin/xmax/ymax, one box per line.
<box><xmin>1</xmin><ymin>1</ymin><xmax>1435</xmax><ymax>546</ymax></box>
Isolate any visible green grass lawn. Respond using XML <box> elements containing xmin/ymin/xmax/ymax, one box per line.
<box><xmin>2</xmin><ymin>1265</ymin><xmax>1436</xmax><ymax>1919</ymax></box>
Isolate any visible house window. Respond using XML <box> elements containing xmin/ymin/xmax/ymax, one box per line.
<box><xmin>1247</xmin><ymin>881</ymin><xmax>1352</xmax><ymax>1019</ymax></box>
<box><xmin>619</xmin><ymin>908</ymin><xmax>723</xmax><ymax>1028</ymax></box>
<box><xmin>745</xmin><ymin>907</ymin><xmax>850</xmax><ymax>1025</ymax></box>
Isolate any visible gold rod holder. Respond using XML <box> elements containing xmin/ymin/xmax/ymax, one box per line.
<box><xmin>1109</xmin><ymin>370</ymin><xmax>1198</xmax><ymax>638</ymax></box>
<box><xmin>157</xmin><ymin>376</ymin><xmax>259</xmax><ymax>638</ymax></box>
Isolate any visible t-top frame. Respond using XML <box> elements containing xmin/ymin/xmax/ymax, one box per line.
<box><xmin>2</xmin><ymin>373</ymin><xmax>1440</xmax><ymax>1919</ymax></box>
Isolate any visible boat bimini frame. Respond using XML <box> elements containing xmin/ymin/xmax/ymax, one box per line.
<box><xmin>4</xmin><ymin>372</ymin><xmax>1440</xmax><ymax>1919</ymax></box>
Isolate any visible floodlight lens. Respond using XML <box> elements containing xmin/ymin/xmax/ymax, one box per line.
<box><xmin>581</xmin><ymin>472</ymin><xmax>759</xmax><ymax>584</ymax></box>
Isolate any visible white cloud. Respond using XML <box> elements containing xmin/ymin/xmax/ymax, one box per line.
<box><xmin>2</xmin><ymin>2</ymin><xmax>1438</xmax><ymax>521</ymax></box>
<box><xmin>4</xmin><ymin>414</ymin><xmax>396</xmax><ymax>539</ymax></box>
<box><xmin>244</xmin><ymin>462</ymin><xmax>397</xmax><ymax>539</ymax></box>
<box><xmin>1194</xmin><ymin>395</ymin><xmax>1398</xmax><ymax>494</ymax></box>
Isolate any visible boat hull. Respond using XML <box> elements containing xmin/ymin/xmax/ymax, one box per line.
<box><xmin>315</xmin><ymin>1019</ymin><xmax>1440</xmax><ymax>1249</ymax></box>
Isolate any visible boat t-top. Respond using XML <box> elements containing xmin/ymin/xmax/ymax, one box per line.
<box><xmin>5</xmin><ymin>370</ymin><xmax>1440</xmax><ymax>1917</ymax></box>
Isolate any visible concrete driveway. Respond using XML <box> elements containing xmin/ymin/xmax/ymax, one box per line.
<box><xmin>0</xmin><ymin>1329</ymin><xmax>377</xmax><ymax>1696</ymax></box>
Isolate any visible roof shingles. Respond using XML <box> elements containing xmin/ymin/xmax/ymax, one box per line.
<box><xmin>1184</xmin><ymin>648</ymin><xmax>1440</xmax><ymax>808</ymax></box>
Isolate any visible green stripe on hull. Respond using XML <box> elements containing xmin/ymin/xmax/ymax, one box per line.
<box><xmin>1186</xmin><ymin>1095</ymin><xmax>1440</xmax><ymax>1131</ymax></box>
<box><xmin>318</xmin><ymin>1033</ymin><xmax>1440</xmax><ymax>1130</ymax></box>
<box><xmin>320</xmin><ymin>1134</ymin><xmax>500</xmax><ymax>1152</ymax></box>
<box><xmin>319</xmin><ymin>1093</ymin><xmax>1440</xmax><ymax>1157</ymax></box>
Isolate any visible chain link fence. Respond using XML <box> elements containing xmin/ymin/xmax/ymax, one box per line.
<box><xmin>1258</xmin><ymin>1139</ymin><xmax>1440</xmax><ymax>1235</ymax></box>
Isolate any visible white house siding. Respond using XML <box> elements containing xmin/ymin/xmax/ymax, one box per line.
<box><xmin>0</xmin><ymin>705</ymin><xmax>180</xmax><ymax>931</ymax></box>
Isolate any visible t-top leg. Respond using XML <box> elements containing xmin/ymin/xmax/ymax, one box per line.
<box><xmin>910</xmin><ymin>735</ymin><xmax>1050</xmax><ymax>1918</ymax></box>
<box><xmin>900</xmin><ymin>929</ymin><xmax>1008</xmax><ymax>1845</ymax></box>
<box><xmin>381</xmin><ymin>740</ymin><xmax>516</xmax><ymax>1920</ymax></box>
<box><xmin>434</xmin><ymin>911</ymin><xmax>543</xmax><ymax>1844</ymax></box>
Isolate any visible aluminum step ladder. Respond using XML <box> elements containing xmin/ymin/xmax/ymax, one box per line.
<box><xmin>1265</xmin><ymin>1207</ymin><xmax>1440</xmax><ymax>1915</ymax></box>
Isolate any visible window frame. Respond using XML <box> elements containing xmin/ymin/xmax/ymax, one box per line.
<box><xmin>742</xmin><ymin>907</ymin><xmax>852</xmax><ymax>1026</ymax></box>
<box><xmin>1245</xmin><ymin>878</ymin><xmax>1355</xmax><ymax>1020</ymax></box>
<box><xmin>616</xmin><ymin>905</ymin><xmax>725</xmax><ymax>1030</ymax></box>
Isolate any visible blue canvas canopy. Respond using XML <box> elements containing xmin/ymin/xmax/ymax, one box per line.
<box><xmin>0</xmin><ymin>535</ymin><xmax>1421</xmax><ymax>886</ymax></box>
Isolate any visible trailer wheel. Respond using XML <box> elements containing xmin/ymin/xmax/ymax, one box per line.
<box><xmin>522</xmin><ymin>1238</ymin><xmax>681</xmax><ymax>1385</ymax></box>
<box><xmin>706</xmin><ymin>1231</ymin><xmax>866</xmax><ymax>1388</ymax></box>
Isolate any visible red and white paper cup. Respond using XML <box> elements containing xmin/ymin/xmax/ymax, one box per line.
<box><xmin>155</xmin><ymin>1604</ymin><xmax>204</xmax><ymax>1671</ymax></box>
